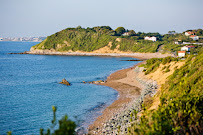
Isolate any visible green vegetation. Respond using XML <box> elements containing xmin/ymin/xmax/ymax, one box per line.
<box><xmin>7</xmin><ymin>106</ymin><xmax>76</xmax><ymax>135</ymax></box>
<box><xmin>40</xmin><ymin>106</ymin><xmax>76</xmax><ymax>135</ymax></box>
<box><xmin>32</xmin><ymin>27</ymin><xmax>203</xmax><ymax>54</ymax></box>
<box><xmin>129</xmin><ymin>51</ymin><xmax>203</xmax><ymax>134</ymax></box>
<box><xmin>32</xmin><ymin>26</ymin><xmax>163</xmax><ymax>53</ymax></box>
<box><xmin>160</xmin><ymin>41</ymin><xmax>183</xmax><ymax>53</ymax></box>
<box><xmin>140</xmin><ymin>56</ymin><xmax>179</xmax><ymax>75</ymax></box>
<box><xmin>33</xmin><ymin>26</ymin><xmax>116</xmax><ymax>52</ymax></box>
<box><xmin>136</xmin><ymin>32</ymin><xmax>162</xmax><ymax>39</ymax></box>
<box><xmin>115</xmin><ymin>27</ymin><xmax>126</xmax><ymax>36</ymax></box>
<box><xmin>114</xmin><ymin>38</ymin><xmax>162</xmax><ymax>53</ymax></box>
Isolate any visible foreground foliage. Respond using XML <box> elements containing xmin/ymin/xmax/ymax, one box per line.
<box><xmin>40</xmin><ymin>106</ymin><xmax>76</xmax><ymax>135</ymax></box>
<box><xmin>7</xmin><ymin>106</ymin><xmax>76</xmax><ymax>135</ymax></box>
<box><xmin>129</xmin><ymin>52</ymin><xmax>203</xmax><ymax>134</ymax></box>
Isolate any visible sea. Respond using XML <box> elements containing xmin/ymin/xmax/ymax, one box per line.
<box><xmin>0</xmin><ymin>41</ymin><xmax>140</xmax><ymax>135</ymax></box>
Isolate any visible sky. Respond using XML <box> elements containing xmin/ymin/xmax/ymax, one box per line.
<box><xmin>1</xmin><ymin>0</ymin><xmax>203</xmax><ymax>37</ymax></box>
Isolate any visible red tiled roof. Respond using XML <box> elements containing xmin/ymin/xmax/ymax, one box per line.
<box><xmin>186</xmin><ymin>31</ymin><xmax>195</xmax><ymax>34</ymax></box>
<box><xmin>190</xmin><ymin>35</ymin><xmax>197</xmax><ymax>37</ymax></box>
<box><xmin>178</xmin><ymin>51</ymin><xmax>186</xmax><ymax>53</ymax></box>
<box><xmin>185</xmin><ymin>45</ymin><xmax>195</xmax><ymax>48</ymax></box>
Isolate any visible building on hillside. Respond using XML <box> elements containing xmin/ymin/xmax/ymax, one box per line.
<box><xmin>193</xmin><ymin>42</ymin><xmax>203</xmax><ymax>45</ymax></box>
<box><xmin>185</xmin><ymin>31</ymin><xmax>195</xmax><ymax>36</ymax></box>
<box><xmin>144</xmin><ymin>36</ymin><xmax>157</xmax><ymax>42</ymax></box>
<box><xmin>178</xmin><ymin>51</ymin><xmax>186</xmax><ymax>57</ymax></box>
<box><xmin>181</xmin><ymin>46</ymin><xmax>195</xmax><ymax>51</ymax></box>
<box><xmin>190</xmin><ymin>35</ymin><xmax>199</xmax><ymax>40</ymax></box>
<box><xmin>183</xmin><ymin>42</ymin><xmax>191</xmax><ymax>45</ymax></box>
<box><xmin>175</xmin><ymin>41</ymin><xmax>182</xmax><ymax>45</ymax></box>
<box><xmin>122</xmin><ymin>32</ymin><xmax>130</xmax><ymax>36</ymax></box>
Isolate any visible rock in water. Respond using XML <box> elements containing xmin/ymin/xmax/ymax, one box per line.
<box><xmin>59</xmin><ymin>78</ymin><xmax>71</xmax><ymax>86</ymax></box>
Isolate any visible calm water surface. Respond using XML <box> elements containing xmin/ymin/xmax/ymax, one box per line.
<box><xmin>0</xmin><ymin>42</ymin><xmax>140</xmax><ymax>134</ymax></box>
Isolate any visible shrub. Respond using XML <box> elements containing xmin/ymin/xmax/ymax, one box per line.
<box><xmin>129</xmin><ymin>51</ymin><xmax>203</xmax><ymax>134</ymax></box>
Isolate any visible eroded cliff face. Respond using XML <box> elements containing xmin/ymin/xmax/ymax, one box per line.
<box><xmin>91</xmin><ymin>39</ymin><xmax>129</xmax><ymax>54</ymax></box>
<box><xmin>30</xmin><ymin>47</ymin><xmax>56</xmax><ymax>54</ymax></box>
<box><xmin>145</xmin><ymin>61</ymin><xmax>185</xmax><ymax>110</ymax></box>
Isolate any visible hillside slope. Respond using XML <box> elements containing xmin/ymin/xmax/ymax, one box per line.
<box><xmin>129</xmin><ymin>52</ymin><xmax>203</xmax><ymax>134</ymax></box>
<box><xmin>31</xmin><ymin>26</ymin><xmax>162</xmax><ymax>53</ymax></box>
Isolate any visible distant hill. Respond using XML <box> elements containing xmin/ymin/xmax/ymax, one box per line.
<box><xmin>31</xmin><ymin>26</ymin><xmax>162</xmax><ymax>53</ymax></box>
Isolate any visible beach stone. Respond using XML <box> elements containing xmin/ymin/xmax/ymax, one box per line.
<box><xmin>59</xmin><ymin>78</ymin><xmax>71</xmax><ymax>86</ymax></box>
<box><xmin>94</xmin><ymin>81</ymin><xmax>99</xmax><ymax>84</ymax></box>
<box><xmin>99</xmin><ymin>68</ymin><xmax>159</xmax><ymax>135</ymax></box>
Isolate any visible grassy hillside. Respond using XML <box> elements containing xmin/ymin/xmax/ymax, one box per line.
<box><xmin>32</xmin><ymin>26</ymin><xmax>161</xmax><ymax>53</ymax></box>
<box><xmin>129</xmin><ymin>51</ymin><xmax>203</xmax><ymax>134</ymax></box>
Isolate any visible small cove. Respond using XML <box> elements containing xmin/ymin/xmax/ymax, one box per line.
<box><xmin>0</xmin><ymin>42</ymin><xmax>140</xmax><ymax>134</ymax></box>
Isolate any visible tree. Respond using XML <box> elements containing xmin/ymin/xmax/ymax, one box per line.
<box><xmin>7</xmin><ymin>131</ymin><xmax>12</xmax><ymax>135</ymax></box>
<box><xmin>128</xmin><ymin>30</ymin><xmax>136</xmax><ymax>36</ymax></box>
<box><xmin>168</xmin><ymin>31</ymin><xmax>176</xmax><ymax>34</ymax></box>
<box><xmin>40</xmin><ymin>106</ymin><xmax>76</xmax><ymax>135</ymax></box>
<box><xmin>196</xmin><ymin>29</ymin><xmax>203</xmax><ymax>36</ymax></box>
<box><xmin>115</xmin><ymin>27</ymin><xmax>126</xmax><ymax>35</ymax></box>
<box><xmin>100</xmin><ymin>26</ymin><xmax>112</xmax><ymax>30</ymax></box>
<box><xmin>76</xmin><ymin>26</ymin><xmax>82</xmax><ymax>29</ymax></box>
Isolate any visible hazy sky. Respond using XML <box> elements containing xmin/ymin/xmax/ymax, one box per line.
<box><xmin>1</xmin><ymin>0</ymin><xmax>203</xmax><ymax>37</ymax></box>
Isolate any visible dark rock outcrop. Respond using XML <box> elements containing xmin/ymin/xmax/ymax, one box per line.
<box><xmin>8</xmin><ymin>51</ymin><xmax>28</xmax><ymax>54</ymax></box>
<box><xmin>59</xmin><ymin>78</ymin><xmax>71</xmax><ymax>86</ymax></box>
<box><xmin>87</xmin><ymin>80</ymin><xmax>106</xmax><ymax>84</ymax></box>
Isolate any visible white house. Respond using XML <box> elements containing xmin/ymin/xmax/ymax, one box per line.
<box><xmin>185</xmin><ymin>31</ymin><xmax>195</xmax><ymax>36</ymax></box>
<box><xmin>144</xmin><ymin>36</ymin><xmax>157</xmax><ymax>42</ymax></box>
<box><xmin>183</xmin><ymin>42</ymin><xmax>191</xmax><ymax>45</ymax></box>
<box><xmin>175</xmin><ymin>41</ymin><xmax>182</xmax><ymax>45</ymax></box>
<box><xmin>122</xmin><ymin>32</ymin><xmax>130</xmax><ymax>36</ymax></box>
<box><xmin>178</xmin><ymin>51</ymin><xmax>186</xmax><ymax>57</ymax></box>
<box><xmin>181</xmin><ymin>46</ymin><xmax>195</xmax><ymax>51</ymax></box>
<box><xmin>190</xmin><ymin>35</ymin><xmax>199</xmax><ymax>41</ymax></box>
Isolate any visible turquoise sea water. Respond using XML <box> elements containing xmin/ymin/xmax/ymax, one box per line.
<box><xmin>0</xmin><ymin>42</ymin><xmax>140</xmax><ymax>134</ymax></box>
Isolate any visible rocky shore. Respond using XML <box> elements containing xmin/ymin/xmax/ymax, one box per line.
<box><xmin>99</xmin><ymin>67</ymin><xmax>158</xmax><ymax>134</ymax></box>
<box><xmin>88</xmin><ymin>59</ymin><xmax>185</xmax><ymax>134</ymax></box>
<box><xmin>88</xmin><ymin>62</ymin><xmax>158</xmax><ymax>134</ymax></box>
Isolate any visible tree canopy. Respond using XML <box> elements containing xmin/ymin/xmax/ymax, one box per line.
<box><xmin>115</xmin><ymin>27</ymin><xmax>126</xmax><ymax>35</ymax></box>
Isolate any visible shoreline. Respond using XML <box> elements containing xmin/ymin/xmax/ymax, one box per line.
<box><xmin>87</xmin><ymin>55</ymin><xmax>184</xmax><ymax>134</ymax></box>
<box><xmin>88</xmin><ymin>61</ymin><xmax>147</xmax><ymax>134</ymax></box>
<box><xmin>12</xmin><ymin>50</ymin><xmax>171</xmax><ymax>134</ymax></box>
<box><xmin>16</xmin><ymin>50</ymin><xmax>175</xmax><ymax>60</ymax></box>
